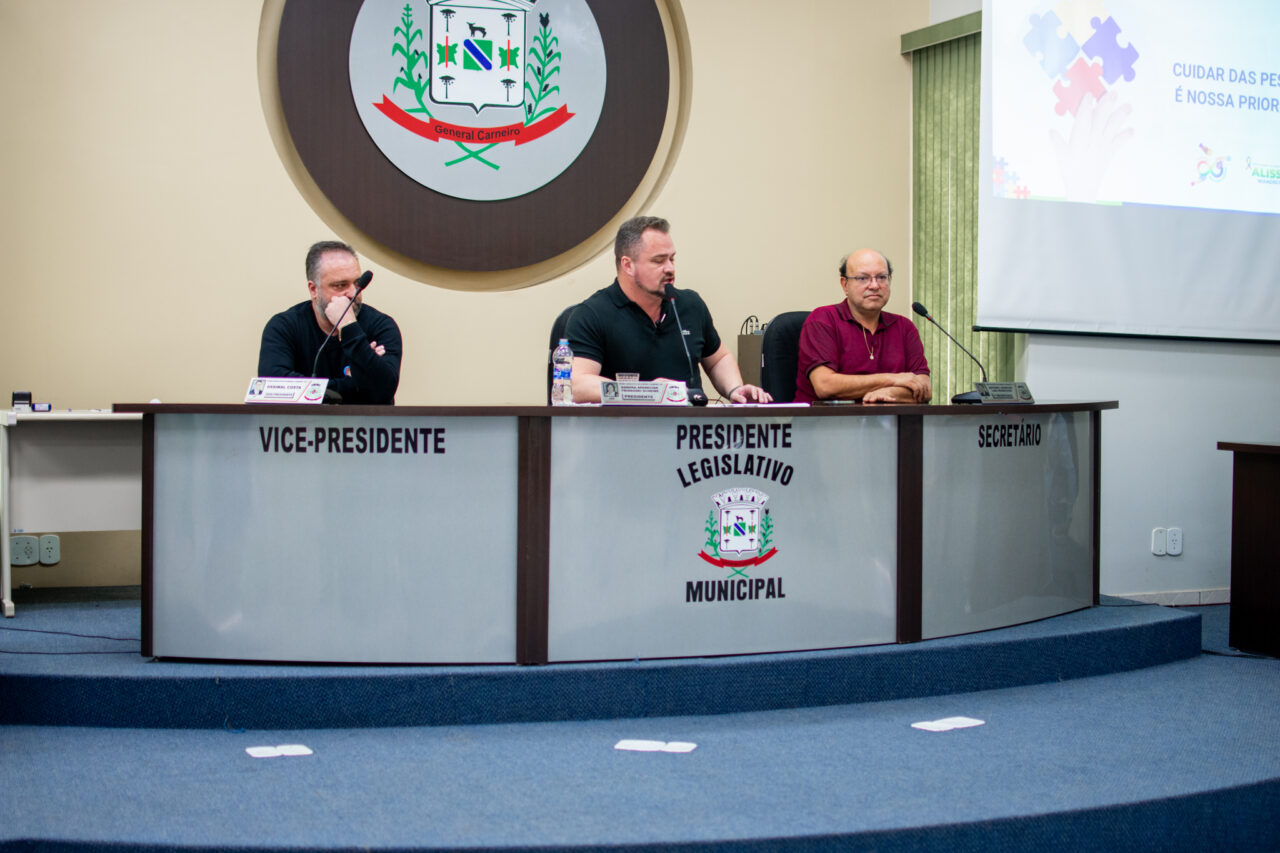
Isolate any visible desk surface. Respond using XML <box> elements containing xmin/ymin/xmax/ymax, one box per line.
<box><xmin>116</xmin><ymin>401</ymin><xmax>1118</xmax><ymax>417</ymax></box>
<box><xmin>7</xmin><ymin>410</ymin><xmax>141</xmax><ymax>425</ymax></box>
<box><xmin>1218</xmin><ymin>441</ymin><xmax>1280</xmax><ymax>455</ymax></box>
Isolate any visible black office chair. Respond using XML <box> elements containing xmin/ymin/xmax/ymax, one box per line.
<box><xmin>759</xmin><ymin>311</ymin><xmax>811</xmax><ymax>403</ymax></box>
<box><xmin>547</xmin><ymin>303</ymin><xmax>581</xmax><ymax>404</ymax></box>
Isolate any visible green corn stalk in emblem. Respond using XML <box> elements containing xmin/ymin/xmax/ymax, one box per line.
<box><xmin>757</xmin><ymin>511</ymin><xmax>773</xmax><ymax>555</ymax></box>
<box><xmin>525</xmin><ymin>12</ymin><xmax>562</xmax><ymax>125</ymax></box>
<box><xmin>703</xmin><ymin>511</ymin><xmax>720</xmax><ymax>558</ymax></box>
<box><xmin>391</xmin><ymin>3</ymin><xmax>431</xmax><ymax>117</ymax></box>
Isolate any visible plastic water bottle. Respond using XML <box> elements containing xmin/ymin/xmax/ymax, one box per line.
<box><xmin>551</xmin><ymin>338</ymin><xmax>573</xmax><ymax>405</ymax></box>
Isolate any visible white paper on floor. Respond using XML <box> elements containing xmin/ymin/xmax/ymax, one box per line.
<box><xmin>615</xmin><ymin>739</ymin><xmax>698</xmax><ymax>753</ymax></box>
<box><xmin>245</xmin><ymin>744</ymin><xmax>314</xmax><ymax>758</ymax></box>
<box><xmin>911</xmin><ymin>716</ymin><xmax>985</xmax><ymax>732</ymax></box>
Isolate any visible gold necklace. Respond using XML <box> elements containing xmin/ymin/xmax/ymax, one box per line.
<box><xmin>861</xmin><ymin>325</ymin><xmax>875</xmax><ymax>360</ymax></box>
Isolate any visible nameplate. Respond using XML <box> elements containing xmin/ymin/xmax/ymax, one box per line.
<box><xmin>601</xmin><ymin>379</ymin><xmax>690</xmax><ymax>406</ymax></box>
<box><xmin>975</xmin><ymin>382</ymin><xmax>1035</xmax><ymax>404</ymax></box>
<box><xmin>244</xmin><ymin>377</ymin><xmax>328</xmax><ymax>405</ymax></box>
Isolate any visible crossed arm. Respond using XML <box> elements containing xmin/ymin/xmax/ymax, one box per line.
<box><xmin>808</xmin><ymin>366</ymin><xmax>932</xmax><ymax>403</ymax></box>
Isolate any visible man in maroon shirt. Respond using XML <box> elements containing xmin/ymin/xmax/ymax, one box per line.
<box><xmin>793</xmin><ymin>249</ymin><xmax>932</xmax><ymax>404</ymax></box>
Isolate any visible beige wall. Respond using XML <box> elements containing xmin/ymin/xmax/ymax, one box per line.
<box><xmin>0</xmin><ymin>0</ymin><xmax>929</xmax><ymax>408</ymax></box>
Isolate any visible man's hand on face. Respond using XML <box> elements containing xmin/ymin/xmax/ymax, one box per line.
<box><xmin>325</xmin><ymin>295</ymin><xmax>358</xmax><ymax>331</ymax></box>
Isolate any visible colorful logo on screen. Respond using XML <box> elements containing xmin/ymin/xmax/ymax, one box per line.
<box><xmin>1191</xmin><ymin>143</ymin><xmax>1229</xmax><ymax>186</ymax></box>
<box><xmin>1004</xmin><ymin>6</ymin><xmax>1142</xmax><ymax>200</ymax></box>
<box><xmin>1245</xmin><ymin>156</ymin><xmax>1280</xmax><ymax>186</ymax></box>
<box><xmin>1024</xmin><ymin>9</ymin><xmax>1140</xmax><ymax>115</ymax></box>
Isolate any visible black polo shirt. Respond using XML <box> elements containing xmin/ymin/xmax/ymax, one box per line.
<box><xmin>566</xmin><ymin>280</ymin><xmax>722</xmax><ymax>386</ymax></box>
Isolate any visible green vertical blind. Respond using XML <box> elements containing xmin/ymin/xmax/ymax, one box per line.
<box><xmin>910</xmin><ymin>32</ymin><xmax>1015</xmax><ymax>399</ymax></box>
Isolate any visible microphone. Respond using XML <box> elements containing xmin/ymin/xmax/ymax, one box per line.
<box><xmin>667</xmin><ymin>295</ymin><xmax>708</xmax><ymax>406</ymax></box>
<box><xmin>311</xmin><ymin>270</ymin><xmax>374</xmax><ymax>379</ymax></box>
<box><xmin>912</xmin><ymin>301</ymin><xmax>986</xmax><ymax>404</ymax></box>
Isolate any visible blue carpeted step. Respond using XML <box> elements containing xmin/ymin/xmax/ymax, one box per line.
<box><xmin>2</xmin><ymin>649</ymin><xmax>1278</xmax><ymax>852</ymax></box>
<box><xmin>0</xmin><ymin>600</ymin><xmax>1200</xmax><ymax>729</ymax></box>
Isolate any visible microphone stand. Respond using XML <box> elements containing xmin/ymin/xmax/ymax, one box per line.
<box><xmin>912</xmin><ymin>302</ymin><xmax>986</xmax><ymax>404</ymax></box>
<box><xmin>668</xmin><ymin>295</ymin><xmax>709</xmax><ymax>406</ymax></box>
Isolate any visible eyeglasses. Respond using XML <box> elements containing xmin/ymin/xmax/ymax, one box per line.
<box><xmin>843</xmin><ymin>274</ymin><xmax>891</xmax><ymax>286</ymax></box>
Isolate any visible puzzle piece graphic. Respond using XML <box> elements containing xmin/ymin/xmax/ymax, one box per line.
<box><xmin>1023</xmin><ymin>11</ymin><xmax>1080</xmax><ymax>79</ymax></box>
<box><xmin>1013</xmin><ymin>186</ymin><xmax>1030</xmax><ymax>199</ymax></box>
<box><xmin>993</xmin><ymin>157</ymin><xmax>1009</xmax><ymax>194</ymax></box>
<box><xmin>1082</xmin><ymin>16</ymin><xmax>1138</xmax><ymax>84</ymax></box>
<box><xmin>1053</xmin><ymin>57</ymin><xmax>1107</xmax><ymax>116</ymax></box>
<box><xmin>1052</xmin><ymin>0</ymin><xmax>1108</xmax><ymax>42</ymax></box>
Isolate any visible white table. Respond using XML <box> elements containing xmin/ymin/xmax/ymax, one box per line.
<box><xmin>1</xmin><ymin>411</ymin><xmax>143</xmax><ymax>616</ymax></box>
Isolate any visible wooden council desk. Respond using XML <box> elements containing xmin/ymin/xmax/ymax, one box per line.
<box><xmin>1218</xmin><ymin>441</ymin><xmax>1280</xmax><ymax>657</ymax></box>
<box><xmin>116</xmin><ymin>401</ymin><xmax>1115</xmax><ymax>664</ymax></box>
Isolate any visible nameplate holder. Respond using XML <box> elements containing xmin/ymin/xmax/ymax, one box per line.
<box><xmin>975</xmin><ymin>382</ymin><xmax>1034</xmax><ymax>405</ymax></box>
<box><xmin>244</xmin><ymin>377</ymin><xmax>328</xmax><ymax>405</ymax></box>
<box><xmin>601</xmin><ymin>379</ymin><xmax>690</xmax><ymax>406</ymax></box>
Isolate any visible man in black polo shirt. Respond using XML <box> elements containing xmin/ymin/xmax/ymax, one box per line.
<box><xmin>566</xmin><ymin>216</ymin><xmax>771</xmax><ymax>404</ymax></box>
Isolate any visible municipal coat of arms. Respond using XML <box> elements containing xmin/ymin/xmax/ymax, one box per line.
<box><xmin>699</xmin><ymin>488</ymin><xmax>778</xmax><ymax>576</ymax></box>
<box><xmin>349</xmin><ymin>0</ymin><xmax>606</xmax><ymax>201</ymax></box>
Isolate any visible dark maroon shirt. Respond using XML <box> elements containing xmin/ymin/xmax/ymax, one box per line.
<box><xmin>794</xmin><ymin>302</ymin><xmax>930</xmax><ymax>403</ymax></box>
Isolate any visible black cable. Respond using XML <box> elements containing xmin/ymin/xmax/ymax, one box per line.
<box><xmin>0</xmin><ymin>649</ymin><xmax>140</xmax><ymax>655</ymax></box>
<box><xmin>0</xmin><ymin>625</ymin><xmax>138</xmax><ymax>642</ymax></box>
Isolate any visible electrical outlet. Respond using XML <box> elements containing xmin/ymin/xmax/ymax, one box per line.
<box><xmin>1166</xmin><ymin>527</ymin><xmax>1183</xmax><ymax>556</ymax></box>
<box><xmin>1151</xmin><ymin>527</ymin><xmax>1166</xmax><ymax>556</ymax></box>
<box><xmin>39</xmin><ymin>534</ymin><xmax>60</xmax><ymax>565</ymax></box>
<box><xmin>10</xmin><ymin>535</ymin><xmax>38</xmax><ymax>566</ymax></box>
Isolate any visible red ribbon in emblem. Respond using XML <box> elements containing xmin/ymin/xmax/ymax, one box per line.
<box><xmin>373</xmin><ymin>97</ymin><xmax>574</xmax><ymax>146</ymax></box>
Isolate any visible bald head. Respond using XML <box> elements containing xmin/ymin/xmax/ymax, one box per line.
<box><xmin>839</xmin><ymin>249</ymin><xmax>893</xmax><ymax>279</ymax></box>
<box><xmin>838</xmin><ymin>248</ymin><xmax>894</xmax><ymax>322</ymax></box>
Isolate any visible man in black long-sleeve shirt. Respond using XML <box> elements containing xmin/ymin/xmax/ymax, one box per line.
<box><xmin>258</xmin><ymin>241</ymin><xmax>402</xmax><ymax>404</ymax></box>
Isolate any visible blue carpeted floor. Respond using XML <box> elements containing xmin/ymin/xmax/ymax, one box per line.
<box><xmin>1</xmin><ymin>601</ymin><xmax>1276</xmax><ymax>851</ymax></box>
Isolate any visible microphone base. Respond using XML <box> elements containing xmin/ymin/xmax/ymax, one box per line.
<box><xmin>689</xmin><ymin>389</ymin><xmax>709</xmax><ymax>407</ymax></box>
<box><xmin>950</xmin><ymin>390</ymin><xmax>982</xmax><ymax>405</ymax></box>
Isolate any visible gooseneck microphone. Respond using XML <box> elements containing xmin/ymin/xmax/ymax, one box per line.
<box><xmin>311</xmin><ymin>271</ymin><xmax>374</xmax><ymax>379</ymax></box>
<box><xmin>912</xmin><ymin>301</ymin><xmax>986</xmax><ymax>404</ymax></box>
<box><xmin>667</xmin><ymin>295</ymin><xmax>709</xmax><ymax>406</ymax></box>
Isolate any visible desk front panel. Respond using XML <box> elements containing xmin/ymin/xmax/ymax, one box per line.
<box><xmin>921</xmin><ymin>411</ymin><xmax>1094</xmax><ymax>638</ymax></box>
<box><xmin>547</xmin><ymin>415</ymin><xmax>898</xmax><ymax>661</ymax></box>
<box><xmin>150</xmin><ymin>413</ymin><xmax>518</xmax><ymax>662</ymax></box>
